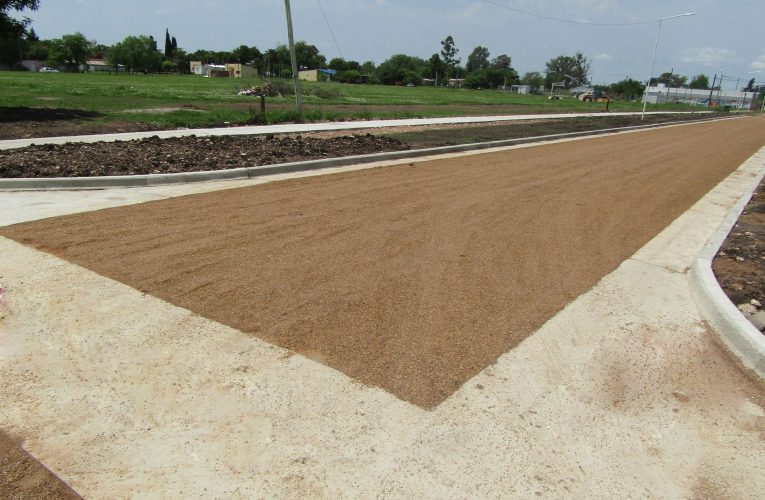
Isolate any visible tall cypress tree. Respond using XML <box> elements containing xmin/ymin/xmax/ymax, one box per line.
<box><xmin>171</xmin><ymin>36</ymin><xmax>177</xmax><ymax>57</ymax></box>
<box><xmin>164</xmin><ymin>28</ymin><xmax>171</xmax><ymax>58</ymax></box>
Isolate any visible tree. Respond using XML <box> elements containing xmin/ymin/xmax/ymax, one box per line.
<box><xmin>571</xmin><ymin>52</ymin><xmax>591</xmax><ymax>85</ymax></box>
<box><xmin>263</xmin><ymin>44</ymin><xmax>291</xmax><ymax>76</ymax></box>
<box><xmin>108</xmin><ymin>35</ymin><xmax>162</xmax><ymax>73</ymax></box>
<box><xmin>328</xmin><ymin>57</ymin><xmax>359</xmax><ymax>72</ymax></box>
<box><xmin>440</xmin><ymin>35</ymin><xmax>458</xmax><ymax>67</ymax></box>
<box><xmin>545</xmin><ymin>55</ymin><xmax>576</xmax><ymax>88</ymax></box>
<box><xmin>90</xmin><ymin>43</ymin><xmax>109</xmax><ymax>59</ymax></box>
<box><xmin>0</xmin><ymin>0</ymin><xmax>40</xmax><ymax>66</ymax></box>
<box><xmin>689</xmin><ymin>74</ymin><xmax>709</xmax><ymax>90</ymax></box>
<box><xmin>609</xmin><ymin>78</ymin><xmax>644</xmax><ymax>100</ymax></box>
<box><xmin>47</xmin><ymin>32</ymin><xmax>91</xmax><ymax>71</ymax></box>
<box><xmin>743</xmin><ymin>78</ymin><xmax>756</xmax><ymax>92</ymax></box>
<box><xmin>232</xmin><ymin>44</ymin><xmax>262</xmax><ymax>65</ymax></box>
<box><xmin>337</xmin><ymin>69</ymin><xmax>361</xmax><ymax>83</ymax></box>
<box><xmin>545</xmin><ymin>52</ymin><xmax>591</xmax><ymax>88</ymax></box>
<box><xmin>376</xmin><ymin>53</ymin><xmax>428</xmax><ymax>85</ymax></box>
<box><xmin>427</xmin><ymin>53</ymin><xmax>445</xmax><ymax>82</ymax></box>
<box><xmin>164</xmin><ymin>28</ymin><xmax>171</xmax><ymax>58</ymax></box>
<box><xmin>359</xmin><ymin>60</ymin><xmax>376</xmax><ymax>75</ymax></box>
<box><xmin>294</xmin><ymin>41</ymin><xmax>325</xmax><ymax>69</ymax></box>
<box><xmin>490</xmin><ymin>54</ymin><xmax>511</xmax><ymax>70</ymax></box>
<box><xmin>651</xmin><ymin>71</ymin><xmax>687</xmax><ymax>87</ymax></box>
<box><xmin>466</xmin><ymin>46</ymin><xmax>490</xmax><ymax>73</ymax></box>
<box><xmin>521</xmin><ymin>71</ymin><xmax>545</xmax><ymax>92</ymax></box>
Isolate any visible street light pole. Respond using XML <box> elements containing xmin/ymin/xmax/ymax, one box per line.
<box><xmin>284</xmin><ymin>0</ymin><xmax>303</xmax><ymax>119</ymax></box>
<box><xmin>641</xmin><ymin>12</ymin><xmax>695</xmax><ymax>119</ymax></box>
<box><xmin>748</xmin><ymin>71</ymin><xmax>763</xmax><ymax>111</ymax></box>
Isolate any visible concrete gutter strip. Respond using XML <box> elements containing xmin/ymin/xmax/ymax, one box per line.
<box><xmin>0</xmin><ymin>116</ymin><xmax>730</xmax><ymax>191</ymax></box>
<box><xmin>689</xmin><ymin>148</ymin><xmax>765</xmax><ymax>379</ymax></box>
<box><xmin>0</xmin><ymin>111</ymin><xmax>710</xmax><ymax>151</ymax></box>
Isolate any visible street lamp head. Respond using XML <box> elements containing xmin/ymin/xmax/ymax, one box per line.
<box><xmin>659</xmin><ymin>12</ymin><xmax>696</xmax><ymax>21</ymax></box>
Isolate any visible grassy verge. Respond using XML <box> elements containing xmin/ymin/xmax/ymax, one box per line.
<box><xmin>0</xmin><ymin>71</ymin><xmax>705</xmax><ymax>130</ymax></box>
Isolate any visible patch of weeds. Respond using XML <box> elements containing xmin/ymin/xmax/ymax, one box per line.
<box><xmin>312</xmin><ymin>87</ymin><xmax>342</xmax><ymax>100</ymax></box>
<box><xmin>267</xmin><ymin>80</ymin><xmax>295</xmax><ymax>97</ymax></box>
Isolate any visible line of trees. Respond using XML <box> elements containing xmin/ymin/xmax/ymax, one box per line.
<box><xmin>3</xmin><ymin>1</ymin><xmax>589</xmax><ymax>92</ymax></box>
<box><xmin>0</xmin><ymin>2</ymin><xmax>586</xmax><ymax>90</ymax></box>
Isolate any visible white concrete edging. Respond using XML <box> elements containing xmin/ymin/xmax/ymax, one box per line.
<box><xmin>689</xmin><ymin>147</ymin><xmax>765</xmax><ymax>379</ymax></box>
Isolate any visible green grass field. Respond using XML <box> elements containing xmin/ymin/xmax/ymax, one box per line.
<box><xmin>0</xmin><ymin>71</ymin><xmax>698</xmax><ymax>129</ymax></box>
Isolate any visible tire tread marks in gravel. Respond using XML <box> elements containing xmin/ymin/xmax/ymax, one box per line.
<box><xmin>3</xmin><ymin>117</ymin><xmax>765</xmax><ymax>408</ymax></box>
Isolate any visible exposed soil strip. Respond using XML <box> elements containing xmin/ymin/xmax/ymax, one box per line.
<box><xmin>713</xmin><ymin>177</ymin><xmax>765</xmax><ymax>331</ymax></box>
<box><xmin>0</xmin><ymin>431</ymin><xmax>82</xmax><ymax>500</ymax></box>
<box><xmin>3</xmin><ymin>118</ymin><xmax>764</xmax><ymax>408</ymax></box>
<box><xmin>0</xmin><ymin>114</ymin><xmax>713</xmax><ymax>178</ymax></box>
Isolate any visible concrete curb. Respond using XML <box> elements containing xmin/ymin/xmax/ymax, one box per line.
<box><xmin>688</xmin><ymin>147</ymin><xmax>765</xmax><ymax>379</ymax></box>
<box><xmin>0</xmin><ymin>116</ymin><xmax>732</xmax><ymax>191</ymax></box>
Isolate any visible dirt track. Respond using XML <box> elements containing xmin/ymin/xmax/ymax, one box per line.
<box><xmin>3</xmin><ymin>117</ymin><xmax>765</xmax><ymax>408</ymax></box>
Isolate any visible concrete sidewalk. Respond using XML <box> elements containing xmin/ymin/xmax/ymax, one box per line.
<box><xmin>0</xmin><ymin>127</ymin><xmax>763</xmax><ymax>498</ymax></box>
<box><xmin>0</xmin><ymin>111</ymin><xmax>705</xmax><ymax>150</ymax></box>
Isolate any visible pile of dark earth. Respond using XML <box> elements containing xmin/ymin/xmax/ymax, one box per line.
<box><xmin>0</xmin><ymin>134</ymin><xmax>410</xmax><ymax>178</ymax></box>
<box><xmin>713</xmin><ymin>179</ymin><xmax>765</xmax><ymax>334</ymax></box>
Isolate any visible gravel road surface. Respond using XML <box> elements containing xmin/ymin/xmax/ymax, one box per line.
<box><xmin>3</xmin><ymin>117</ymin><xmax>764</xmax><ymax>408</ymax></box>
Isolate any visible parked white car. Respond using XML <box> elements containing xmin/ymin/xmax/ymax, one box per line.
<box><xmin>38</xmin><ymin>67</ymin><xmax>59</xmax><ymax>73</ymax></box>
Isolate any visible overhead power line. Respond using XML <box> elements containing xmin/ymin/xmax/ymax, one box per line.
<box><xmin>316</xmin><ymin>0</ymin><xmax>344</xmax><ymax>59</ymax></box>
<box><xmin>481</xmin><ymin>0</ymin><xmax>655</xmax><ymax>26</ymax></box>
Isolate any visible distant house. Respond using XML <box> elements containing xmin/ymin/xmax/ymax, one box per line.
<box><xmin>190</xmin><ymin>61</ymin><xmax>257</xmax><ymax>78</ymax></box>
<box><xmin>85</xmin><ymin>59</ymin><xmax>121</xmax><ymax>73</ymax></box>
<box><xmin>190</xmin><ymin>61</ymin><xmax>206</xmax><ymax>75</ymax></box>
<box><xmin>298</xmin><ymin>69</ymin><xmax>335</xmax><ymax>82</ymax></box>
<box><xmin>225</xmin><ymin>63</ymin><xmax>257</xmax><ymax>79</ymax></box>
<box><xmin>510</xmin><ymin>84</ymin><xmax>531</xmax><ymax>95</ymax></box>
<box><xmin>448</xmin><ymin>78</ymin><xmax>465</xmax><ymax>88</ymax></box>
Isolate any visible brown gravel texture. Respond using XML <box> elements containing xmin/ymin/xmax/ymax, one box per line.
<box><xmin>3</xmin><ymin>117</ymin><xmax>765</xmax><ymax>408</ymax></box>
<box><xmin>713</xmin><ymin>177</ymin><xmax>765</xmax><ymax>330</ymax></box>
<box><xmin>0</xmin><ymin>134</ymin><xmax>410</xmax><ymax>178</ymax></box>
<box><xmin>0</xmin><ymin>431</ymin><xmax>81</xmax><ymax>500</ymax></box>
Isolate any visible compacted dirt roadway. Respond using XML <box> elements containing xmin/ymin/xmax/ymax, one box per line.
<box><xmin>3</xmin><ymin>117</ymin><xmax>765</xmax><ymax>409</ymax></box>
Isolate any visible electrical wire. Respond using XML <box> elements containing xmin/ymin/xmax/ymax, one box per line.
<box><xmin>481</xmin><ymin>0</ymin><xmax>655</xmax><ymax>26</ymax></box>
<box><xmin>316</xmin><ymin>0</ymin><xmax>344</xmax><ymax>59</ymax></box>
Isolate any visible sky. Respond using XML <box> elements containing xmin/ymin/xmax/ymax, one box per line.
<box><xmin>13</xmin><ymin>0</ymin><xmax>765</xmax><ymax>88</ymax></box>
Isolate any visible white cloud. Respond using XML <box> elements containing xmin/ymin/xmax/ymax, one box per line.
<box><xmin>593</xmin><ymin>53</ymin><xmax>613</xmax><ymax>61</ymax></box>
<box><xmin>751</xmin><ymin>54</ymin><xmax>765</xmax><ymax>71</ymax></box>
<box><xmin>680</xmin><ymin>47</ymin><xmax>736</xmax><ymax>67</ymax></box>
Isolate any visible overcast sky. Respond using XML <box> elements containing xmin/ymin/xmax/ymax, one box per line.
<box><xmin>14</xmin><ymin>0</ymin><xmax>765</xmax><ymax>87</ymax></box>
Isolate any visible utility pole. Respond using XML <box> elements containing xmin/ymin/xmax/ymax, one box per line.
<box><xmin>708</xmin><ymin>73</ymin><xmax>717</xmax><ymax>107</ymax></box>
<box><xmin>284</xmin><ymin>0</ymin><xmax>302</xmax><ymax>119</ymax></box>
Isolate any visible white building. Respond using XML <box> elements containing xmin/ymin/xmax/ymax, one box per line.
<box><xmin>643</xmin><ymin>84</ymin><xmax>758</xmax><ymax>109</ymax></box>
